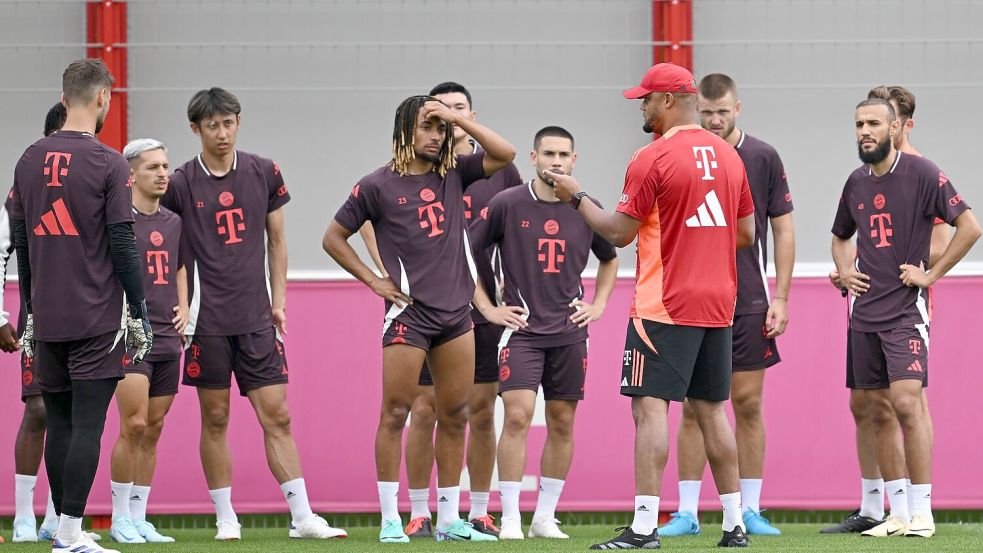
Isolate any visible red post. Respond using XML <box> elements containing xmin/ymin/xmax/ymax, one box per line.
<box><xmin>86</xmin><ymin>1</ymin><xmax>127</xmax><ymax>151</ymax></box>
<box><xmin>652</xmin><ymin>0</ymin><xmax>693</xmax><ymax>70</ymax></box>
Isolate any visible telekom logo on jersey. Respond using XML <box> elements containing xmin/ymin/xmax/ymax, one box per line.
<box><xmin>215</xmin><ymin>191</ymin><xmax>245</xmax><ymax>244</ymax></box>
<box><xmin>417</xmin><ymin>188</ymin><xmax>445</xmax><ymax>238</ymax></box>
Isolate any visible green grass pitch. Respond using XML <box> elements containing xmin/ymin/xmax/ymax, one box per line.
<box><xmin>8</xmin><ymin>524</ymin><xmax>981</xmax><ymax>551</ymax></box>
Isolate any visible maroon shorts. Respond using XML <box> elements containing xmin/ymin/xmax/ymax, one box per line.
<box><xmin>732</xmin><ymin>312</ymin><xmax>781</xmax><ymax>371</ymax></box>
<box><xmin>35</xmin><ymin>330</ymin><xmax>126</xmax><ymax>393</ymax></box>
<box><xmin>125</xmin><ymin>353</ymin><xmax>180</xmax><ymax>397</ymax></box>
<box><xmin>850</xmin><ymin>325</ymin><xmax>929</xmax><ymax>389</ymax></box>
<box><xmin>21</xmin><ymin>352</ymin><xmax>42</xmax><ymax>402</ymax></box>
<box><xmin>419</xmin><ymin>322</ymin><xmax>503</xmax><ymax>386</ymax></box>
<box><xmin>382</xmin><ymin>304</ymin><xmax>473</xmax><ymax>352</ymax></box>
<box><xmin>183</xmin><ymin>327</ymin><xmax>288</xmax><ymax>396</ymax></box>
<box><xmin>498</xmin><ymin>340</ymin><xmax>588</xmax><ymax>400</ymax></box>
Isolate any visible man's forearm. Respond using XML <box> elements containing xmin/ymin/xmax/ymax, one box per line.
<box><xmin>12</xmin><ymin>219</ymin><xmax>31</xmax><ymax>313</ymax></box>
<box><xmin>176</xmin><ymin>266</ymin><xmax>189</xmax><ymax>310</ymax></box>
<box><xmin>927</xmin><ymin>220</ymin><xmax>981</xmax><ymax>284</ymax></box>
<box><xmin>593</xmin><ymin>258</ymin><xmax>619</xmax><ymax>306</ymax></box>
<box><xmin>267</xmin><ymin>238</ymin><xmax>288</xmax><ymax>310</ymax></box>
<box><xmin>454</xmin><ymin>118</ymin><xmax>515</xmax><ymax>165</ymax></box>
<box><xmin>107</xmin><ymin>222</ymin><xmax>146</xmax><ymax>314</ymax></box>
<box><xmin>773</xmin><ymin>229</ymin><xmax>795</xmax><ymax>299</ymax></box>
<box><xmin>831</xmin><ymin>236</ymin><xmax>856</xmax><ymax>275</ymax></box>
<box><xmin>578</xmin><ymin>199</ymin><xmax>636</xmax><ymax>247</ymax></box>
<box><xmin>324</xmin><ymin>224</ymin><xmax>382</xmax><ymax>287</ymax></box>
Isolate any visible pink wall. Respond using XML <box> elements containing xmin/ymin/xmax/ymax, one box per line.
<box><xmin>1</xmin><ymin>276</ymin><xmax>981</xmax><ymax>515</ymax></box>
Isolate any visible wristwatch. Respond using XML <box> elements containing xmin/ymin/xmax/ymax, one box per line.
<box><xmin>570</xmin><ymin>191</ymin><xmax>589</xmax><ymax>210</ymax></box>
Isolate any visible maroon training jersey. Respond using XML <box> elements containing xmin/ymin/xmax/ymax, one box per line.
<box><xmin>334</xmin><ymin>153</ymin><xmax>486</xmax><ymax>314</ymax></box>
<box><xmin>9</xmin><ymin>130</ymin><xmax>132</xmax><ymax>341</ymax></box>
<box><xmin>734</xmin><ymin>132</ymin><xmax>793</xmax><ymax>315</ymax></box>
<box><xmin>471</xmin><ymin>182</ymin><xmax>617</xmax><ymax>346</ymax></box>
<box><xmin>134</xmin><ymin>207</ymin><xmax>184</xmax><ymax>361</ymax></box>
<box><xmin>464</xmin><ymin>160</ymin><xmax>523</xmax><ymax>325</ymax></box>
<box><xmin>162</xmin><ymin>151</ymin><xmax>290</xmax><ymax>336</ymax></box>
<box><xmin>831</xmin><ymin>152</ymin><xmax>969</xmax><ymax>332</ymax></box>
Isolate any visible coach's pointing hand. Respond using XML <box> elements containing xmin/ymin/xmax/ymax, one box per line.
<box><xmin>544</xmin><ymin>170</ymin><xmax>581</xmax><ymax>203</ymax></box>
<box><xmin>370</xmin><ymin>275</ymin><xmax>413</xmax><ymax>308</ymax></box>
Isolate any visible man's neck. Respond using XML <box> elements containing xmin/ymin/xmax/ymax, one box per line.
<box><xmin>454</xmin><ymin>137</ymin><xmax>474</xmax><ymax>156</ymax></box>
<box><xmin>133</xmin><ymin>195</ymin><xmax>160</xmax><ymax>216</ymax></box>
<box><xmin>899</xmin><ymin>139</ymin><xmax>922</xmax><ymax>157</ymax></box>
<box><xmin>201</xmin><ymin>149</ymin><xmax>234</xmax><ymax>177</ymax></box>
<box><xmin>870</xmin><ymin>148</ymin><xmax>899</xmax><ymax>177</ymax></box>
<box><xmin>406</xmin><ymin>158</ymin><xmax>435</xmax><ymax>176</ymax></box>
<box><xmin>724</xmin><ymin>127</ymin><xmax>743</xmax><ymax>147</ymax></box>
<box><xmin>532</xmin><ymin>177</ymin><xmax>560</xmax><ymax>202</ymax></box>
<box><xmin>61</xmin><ymin>111</ymin><xmax>96</xmax><ymax>134</ymax></box>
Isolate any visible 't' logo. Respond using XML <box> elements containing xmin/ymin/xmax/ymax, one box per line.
<box><xmin>43</xmin><ymin>152</ymin><xmax>72</xmax><ymax>186</ymax></box>
<box><xmin>216</xmin><ymin>208</ymin><xmax>245</xmax><ymax>244</ymax></box>
<box><xmin>146</xmin><ymin>250</ymin><xmax>170</xmax><ymax>284</ymax></box>
<box><xmin>537</xmin><ymin>238</ymin><xmax>566</xmax><ymax>273</ymax></box>
<box><xmin>418</xmin><ymin>202</ymin><xmax>446</xmax><ymax>237</ymax></box>
<box><xmin>869</xmin><ymin>213</ymin><xmax>893</xmax><ymax>248</ymax></box>
<box><xmin>692</xmin><ymin>146</ymin><xmax>717</xmax><ymax>181</ymax></box>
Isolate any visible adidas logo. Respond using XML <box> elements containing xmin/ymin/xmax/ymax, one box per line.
<box><xmin>893</xmin><ymin>489</ymin><xmax>906</xmax><ymax>496</ymax></box>
<box><xmin>868</xmin><ymin>489</ymin><xmax>880</xmax><ymax>494</ymax></box>
<box><xmin>33</xmin><ymin>198</ymin><xmax>79</xmax><ymax>236</ymax></box>
<box><xmin>286</xmin><ymin>491</ymin><xmax>296</xmax><ymax>498</ymax></box>
<box><xmin>129</xmin><ymin>495</ymin><xmax>142</xmax><ymax>501</ymax></box>
<box><xmin>438</xmin><ymin>496</ymin><xmax>448</xmax><ymax>503</ymax></box>
<box><xmin>636</xmin><ymin>505</ymin><xmax>650</xmax><ymax>512</ymax></box>
<box><xmin>685</xmin><ymin>190</ymin><xmax>728</xmax><ymax>227</ymax></box>
<box><xmin>621</xmin><ymin>377</ymin><xmax>629</xmax><ymax>387</ymax></box>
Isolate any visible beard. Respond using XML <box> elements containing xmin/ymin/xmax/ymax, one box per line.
<box><xmin>417</xmin><ymin>150</ymin><xmax>440</xmax><ymax>164</ymax></box>
<box><xmin>858</xmin><ymin>135</ymin><xmax>893</xmax><ymax>164</ymax></box>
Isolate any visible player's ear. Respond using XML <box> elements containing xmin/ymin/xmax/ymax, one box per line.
<box><xmin>468</xmin><ymin>110</ymin><xmax>476</xmax><ymax>122</ymax></box>
<box><xmin>570</xmin><ymin>152</ymin><xmax>578</xmax><ymax>168</ymax></box>
<box><xmin>906</xmin><ymin>117</ymin><xmax>914</xmax><ymax>132</ymax></box>
<box><xmin>530</xmin><ymin>149</ymin><xmax>537</xmax><ymax>164</ymax></box>
<box><xmin>190</xmin><ymin>122</ymin><xmax>201</xmax><ymax>136</ymax></box>
<box><xmin>734</xmin><ymin>99</ymin><xmax>742</xmax><ymax>117</ymax></box>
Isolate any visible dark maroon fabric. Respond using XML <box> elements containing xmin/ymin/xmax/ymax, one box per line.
<box><xmin>832</xmin><ymin>153</ymin><xmax>968</xmax><ymax>332</ymax></box>
<box><xmin>162</xmin><ymin>151</ymin><xmax>290</xmax><ymax>335</ymax></box>
<box><xmin>734</xmin><ymin>133</ymin><xmax>793</xmax><ymax>315</ymax></box>
<box><xmin>133</xmin><ymin>207</ymin><xmax>183</xmax><ymax>361</ymax></box>
<box><xmin>10</xmin><ymin>131</ymin><xmax>132</xmax><ymax>341</ymax></box>
<box><xmin>334</xmin><ymin>153</ymin><xmax>486</xmax><ymax>313</ymax></box>
<box><xmin>471</xmin><ymin>183</ymin><xmax>617</xmax><ymax>346</ymax></box>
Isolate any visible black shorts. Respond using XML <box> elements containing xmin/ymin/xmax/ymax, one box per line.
<box><xmin>850</xmin><ymin>325</ymin><xmax>929</xmax><ymax>390</ymax></box>
<box><xmin>21</xmin><ymin>352</ymin><xmax>42</xmax><ymax>402</ymax></box>
<box><xmin>498</xmin><ymin>340</ymin><xmax>588</xmax><ymax>401</ymax></box>
<box><xmin>383</xmin><ymin>304</ymin><xmax>473</xmax><ymax>353</ymax></box>
<box><xmin>183</xmin><ymin>327</ymin><xmax>288</xmax><ymax>396</ymax></box>
<box><xmin>35</xmin><ymin>330</ymin><xmax>127</xmax><ymax>394</ymax></box>
<box><xmin>418</xmin><ymin>322</ymin><xmax>502</xmax><ymax>386</ymax></box>
<box><xmin>732</xmin><ymin>312</ymin><xmax>780</xmax><ymax>371</ymax></box>
<box><xmin>621</xmin><ymin>319</ymin><xmax>732</xmax><ymax>402</ymax></box>
<box><xmin>125</xmin><ymin>354</ymin><xmax>181</xmax><ymax>397</ymax></box>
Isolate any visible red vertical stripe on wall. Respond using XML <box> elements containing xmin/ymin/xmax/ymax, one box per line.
<box><xmin>86</xmin><ymin>1</ymin><xmax>127</xmax><ymax>152</ymax></box>
<box><xmin>652</xmin><ymin>0</ymin><xmax>693</xmax><ymax>69</ymax></box>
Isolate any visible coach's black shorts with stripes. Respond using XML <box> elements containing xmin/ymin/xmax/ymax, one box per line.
<box><xmin>621</xmin><ymin>318</ymin><xmax>732</xmax><ymax>402</ymax></box>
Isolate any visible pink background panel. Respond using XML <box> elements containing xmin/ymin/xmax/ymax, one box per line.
<box><xmin>0</xmin><ymin>276</ymin><xmax>981</xmax><ymax>515</ymax></box>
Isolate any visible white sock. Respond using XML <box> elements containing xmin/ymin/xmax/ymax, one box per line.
<box><xmin>468</xmin><ymin>491</ymin><xmax>489</xmax><ymax>520</ymax></box>
<box><xmin>721</xmin><ymin>492</ymin><xmax>744</xmax><ymax>531</ymax></box>
<box><xmin>129</xmin><ymin>485</ymin><xmax>151</xmax><ymax>523</ymax></box>
<box><xmin>906</xmin><ymin>478</ymin><xmax>914</xmax><ymax>514</ymax></box>
<box><xmin>42</xmin><ymin>489</ymin><xmax>58</xmax><ymax>527</ymax></box>
<box><xmin>408</xmin><ymin>488</ymin><xmax>431</xmax><ymax>519</ymax></box>
<box><xmin>209</xmin><ymin>487</ymin><xmax>238</xmax><ymax>523</ymax></box>
<box><xmin>499</xmin><ymin>481</ymin><xmax>521</xmax><ymax>520</ymax></box>
<box><xmin>57</xmin><ymin>514</ymin><xmax>83</xmax><ymax>543</ymax></box>
<box><xmin>14</xmin><ymin>474</ymin><xmax>37</xmax><ymax>520</ymax></box>
<box><xmin>110</xmin><ymin>481</ymin><xmax>133</xmax><ymax>519</ymax></box>
<box><xmin>377</xmin><ymin>481</ymin><xmax>400</xmax><ymax>523</ymax></box>
<box><xmin>533</xmin><ymin>477</ymin><xmax>565</xmax><ymax>521</ymax></box>
<box><xmin>281</xmin><ymin>478</ymin><xmax>314</xmax><ymax>525</ymax></box>
<box><xmin>909</xmin><ymin>483</ymin><xmax>932</xmax><ymax>519</ymax></box>
<box><xmin>860</xmin><ymin>478</ymin><xmax>885</xmax><ymax>520</ymax></box>
<box><xmin>885</xmin><ymin>479</ymin><xmax>910</xmax><ymax>523</ymax></box>
<box><xmin>436</xmin><ymin>486</ymin><xmax>461</xmax><ymax>529</ymax></box>
<box><xmin>630</xmin><ymin>495</ymin><xmax>659</xmax><ymax>535</ymax></box>
<box><xmin>739</xmin><ymin>478</ymin><xmax>762</xmax><ymax>514</ymax></box>
<box><xmin>678</xmin><ymin>480</ymin><xmax>702</xmax><ymax>518</ymax></box>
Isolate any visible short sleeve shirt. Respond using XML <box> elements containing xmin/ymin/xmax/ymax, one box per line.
<box><xmin>334</xmin><ymin>153</ymin><xmax>486</xmax><ymax>313</ymax></box>
<box><xmin>162</xmin><ymin>151</ymin><xmax>290</xmax><ymax>336</ymax></box>
<box><xmin>133</xmin><ymin>206</ymin><xmax>184</xmax><ymax>361</ymax></box>
<box><xmin>471</xmin><ymin>182</ymin><xmax>617</xmax><ymax>346</ymax></box>
<box><xmin>617</xmin><ymin>127</ymin><xmax>755</xmax><ymax>328</ymax></box>
<box><xmin>831</xmin><ymin>152</ymin><xmax>968</xmax><ymax>332</ymax></box>
<box><xmin>734</xmin><ymin>133</ymin><xmax>793</xmax><ymax>315</ymax></box>
<box><xmin>10</xmin><ymin>130</ymin><xmax>132</xmax><ymax>341</ymax></box>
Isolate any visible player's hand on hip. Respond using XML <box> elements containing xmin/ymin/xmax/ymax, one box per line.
<box><xmin>840</xmin><ymin>268</ymin><xmax>871</xmax><ymax>297</ymax></box>
<box><xmin>480</xmin><ymin>305</ymin><xmax>528</xmax><ymax>331</ymax></box>
<box><xmin>545</xmin><ymin>170</ymin><xmax>581</xmax><ymax>203</ymax></box>
<box><xmin>0</xmin><ymin>323</ymin><xmax>20</xmax><ymax>353</ymax></box>
<box><xmin>899</xmin><ymin>261</ymin><xmax>932</xmax><ymax>288</ymax></box>
<box><xmin>126</xmin><ymin>301</ymin><xmax>154</xmax><ymax>364</ymax></box>
<box><xmin>765</xmin><ymin>299</ymin><xmax>788</xmax><ymax>338</ymax></box>
<box><xmin>272</xmin><ymin>307</ymin><xmax>288</xmax><ymax>335</ymax></box>
<box><xmin>172</xmin><ymin>304</ymin><xmax>190</xmax><ymax>335</ymax></box>
<box><xmin>569</xmin><ymin>299</ymin><xmax>604</xmax><ymax>328</ymax></box>
<box><xmin>19</xmin><ymin>315</ymin><xmax>35</xmax><ymax>358</ymax></box>
<box><xmin>370</xmin><ymin>276</ymin><xmax>412</xmax><ymax>309</ymax></box>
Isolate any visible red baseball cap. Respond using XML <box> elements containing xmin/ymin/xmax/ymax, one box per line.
<box><xmin>623</xmin><ymin>63</ymin><xmax>698</xmax><ymax>99</ymax></box>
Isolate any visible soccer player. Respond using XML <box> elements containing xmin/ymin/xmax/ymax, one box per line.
<box><xmin>471</xmin><ymin>126</ymin><xmax>618</xmax><ymax>540</ymax></box>
<box><xmin>831</xmin><ymin>98</ymin><xmax>980</xmax><ymax>538</ymax></box>
<box><xmin>162</xmin><ymin>88</ymin><xmax>345</xmax><ymax>541</ymax></box>
<box><xmin>551</xmin><ymin>62</ymin><xmax>756</xmax><ymax>549</ymax></box>
<box><xmin>822</xmin><ymin>86</ymin><xmax>949</xmax><ymax>534</ymax></box>
<box><xmin>660</xmin><ymin>73</ymin><xmax>795</xmax><ymax>537</ymax></box>
<box><xmin>10</xmin><ymin>58</ymin><xmax>153</xmax><ymax>553</ymax></box>
<box><xmin>401</xmin><ymin>82</ymin><xmax>523</xmax><ymax>539</ymax></box>
<box><xmin>323</xmin><ymin>95</ymin><xmax>522</xmax><ymax>543</ymax></box>
<box><xmin>107</xmin><ymin>139</ymin><xmax>188</xmax><ymax>544</ymax></box>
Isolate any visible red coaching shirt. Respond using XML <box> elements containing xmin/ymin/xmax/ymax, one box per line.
<box><xmin>617</xmin><ymin>126</ymin><xmax>755</xmax><ymax>327</ymax></box>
